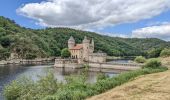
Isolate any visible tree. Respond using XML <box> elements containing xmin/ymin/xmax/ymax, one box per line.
<box><xmin>61</xmin><ymin>48</ymin><xmax>71</xmax><ymax>58</ymax></box>
<box><xmin>134</xmin><ymin>56</ymin><xmax>146</xmax><ymax>63</ymax></box>
<box><xmin>25</xmin><ymin>53</ymin><xmax>37</xmax><ymax>59</ymax></box>
<box><xmin>143</xmin><ymin>58</ymin><xmax>161</xmax><ymax>68</ymax></box>
<box><xmin>160</xmin><ymin>48</ymin><xmax>170</xmax><ymax>57</ymax></box>
<box><xmin>147</xmin><ymin>48</ymin><xmax>162</xmax><ymax>58</ymax></box>
<box><xmin>0</xmin><ymin>47</ymin><xmax>10</xmax><ymax>60</ymax></box>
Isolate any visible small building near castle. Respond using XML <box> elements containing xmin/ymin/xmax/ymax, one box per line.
<box><xmin>68</xmin><ymin>36</ymin><xmax>107</xmax><ymax>63</ymax></box>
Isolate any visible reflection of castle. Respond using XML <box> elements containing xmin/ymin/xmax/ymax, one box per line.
<box><xmin>68</xmin><ymin>36</ymin><xmax>107</xmax><ymax>63</ymax></box>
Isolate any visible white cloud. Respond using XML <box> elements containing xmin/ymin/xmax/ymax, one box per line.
<box><xmin>132</xmin><ymin>24</ymin><xmax>170</xmax><ymax>41</ymax></box>
<box><xmin>17</xmin><ymin>0</ymin><xmax>170</xmax><ymax>30</ymax></box>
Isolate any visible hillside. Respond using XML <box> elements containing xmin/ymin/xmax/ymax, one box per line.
<box><xmin>0</xmin><ymin>16</ymin><xmax>170</xmax><ymax>59</ymax></box>
<box><xmin>87</xmin><ymin>69</ymin><xmax>170</xmax><ymax>100</ymax></box>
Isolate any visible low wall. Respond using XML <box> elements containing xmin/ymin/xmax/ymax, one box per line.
<box><xmin>54</xmin><ymin>63</ymin><xmax>83</xmax><ymax>69</ymax></box>
<box><xmin>89</xmin><ymin>63</ymin><xmax>141</xmax><ymax>71</ymax></box>
<box><xmin>54</xmin><ymin>62</ymin><xmax>142</xmax><ymax>71</ymax></box>
<box><xmin>0</xmin><ymin>58</ymin><xmax>54</xmax><ymax>66</ymax></box>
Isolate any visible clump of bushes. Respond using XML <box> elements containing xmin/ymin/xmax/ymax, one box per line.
<box><xmin>160</xmin><ymin>48</ymin><xmax>170</xmax><ymax>57</ymax></box>
<box><xmin>143</xmin><ymin>58</ymin><xmax>162</xmax><ymax>68</ymax></box>
<box><xmin>134</xmin><ymin>56</ymin><xmax>146</xmax><ymax>63</ymax></box>
<box><xmin>3</xmin><ymin>72</ymin><xmax>59</xmax><ymax>100</ymax></box>
<box><xmin>61</xmin><ymin>48</ymin><xmax>71</xmax><ymax>58</ymax></box>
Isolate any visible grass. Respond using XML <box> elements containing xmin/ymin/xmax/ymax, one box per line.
<box><xmin>88</xmin><ymin>69</ymin><xmax>170</xmax><ymax>100</ymax></box>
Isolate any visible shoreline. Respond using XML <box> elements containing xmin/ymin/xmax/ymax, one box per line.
<box><xmin>0</xmin><ymin>57</ymin><xmax>55</xmax><ymax>66</ymax></box>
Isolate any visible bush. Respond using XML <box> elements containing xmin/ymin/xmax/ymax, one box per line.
<box><xmin>61</xmin><ymin>48</ymin><xmax>71</xmax><ymax>58</ymax></box>
<box><xmin>160</xmin><ymin>48</ymin><xmax>170</xmax><ymax>57</ymax></box>
<box><xmin>0</xmin><ymin>47</ymin><xmax>10</xmax><ymax>60</ymax></box>
<box><xmin>143</xmin><ymin>58</ymin><xmax>162</xmax><ymax>68</ymax></box>
<box><xmin>3</xmin><ymin>72</ymin><xmax>59</xmax><ymax>100</ymax></box>
<box><xmin>134</xmin><ymin>56</ymin><xmax>146</xmax><ymax>63</ymax></box>
<box><xmin>25</xmin><ymin>53</ymin><xmax>37</xmax><ymax>59</ymax></box>
<box><xmin>147</xmin><ymin>48</ymin><xmax>162</xmax><ymax>58</ymax></box>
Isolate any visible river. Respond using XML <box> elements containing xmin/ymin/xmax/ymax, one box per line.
<box><xmin>0</xmin><ymin>59</ymin><xmax>130</xmax><ymax>100</ymax></box>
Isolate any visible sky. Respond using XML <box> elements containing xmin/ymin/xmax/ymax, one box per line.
<box><xmin>0</xmin><ymin>0</ymin><xmax>170</xmax><ymax>41</ymax></box>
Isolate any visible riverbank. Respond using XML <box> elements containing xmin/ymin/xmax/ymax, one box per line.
<box><xmin>87</xmin><ymin>69</ymin><xmax>170</xmax><ymax>100</ymax></box>
<box><xmin>0</xmin><ymin>58</ymin><xmax>55</xmax><ymax>66</ymax></box>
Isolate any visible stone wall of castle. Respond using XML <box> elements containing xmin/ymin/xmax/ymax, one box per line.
<box><xmin>89</xmin><ymin>53</ymin><xmax>107</xmax><ymax>63</ymax></box>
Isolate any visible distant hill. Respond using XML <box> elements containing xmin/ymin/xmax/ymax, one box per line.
<box><xmin>0</xmin><ymin>16</ymin><xmax>170</xmax><ymax>59</ymax></box>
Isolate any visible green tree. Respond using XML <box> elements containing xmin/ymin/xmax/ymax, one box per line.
<box><xmin>61</xmin><ymin>48</ymin><xmax>71</xmax><ymax>58</ymax></box>
<box><xmin>147</xmin><ymin>48</ymin><xmax>162</xmax><ymax>58</ymax></box>
<box><xmin>25</xmin><ymin>53</ymin><xmax>37</xmax><ymax>59</ymax></box>
<box><xmin>134</xmin><ymin>56</ymin><xmax>146</xmax><ymax>63</ymax></box>
<box><xmin>160</xmin><ymin>48</ymin><xmax>170</xmax><ymax>57</ymax></box>
<box><xmin>143</xmin><ymin>58</ymin><xmax>161</xmax><ymax>69</ymax></box>
<box><xmin>0</xmin><ymin>46</ymin><xmax>10</xmax><ymax>60</ymax></box>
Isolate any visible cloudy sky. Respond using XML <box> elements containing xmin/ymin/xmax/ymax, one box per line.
<box><xmin>0</xmin><ymin>0</ymin><xmax>170</xmax><ymax>41</ymax></box>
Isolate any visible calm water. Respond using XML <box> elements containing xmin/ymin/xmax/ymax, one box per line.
<box><xmin>0</xmin><ymin>65</ymin><xmax>119</xmax><ymax>100</ymax></box>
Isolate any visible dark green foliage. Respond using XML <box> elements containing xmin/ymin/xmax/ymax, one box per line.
<box><xmin>25</xmin><ymin>53</ymin><xmax>37</xmax><ymax>59</ymax></box>
<box><xmin>97</xmin><ymin>73</ymin><xmax>109</xmax><ymax>81</ymax></box>
<box><xmin>0</xmin><ymin>36</ymin><xmax>12</xmax><ymax>48</ymax></box>
<box><xmin>143</xmin><ymin>58</ymin><xmax>162</xmax><ymax>68</ymax></box>
<box><xmin>61</xmin><ymin>48</ymin><xmax>71</xmax><ymax>58</ymax></box>
<box><xmin>0</xmin><ymin>46</ymin><xmax>10</xmax><ymax>60</ymax></box>
<box><xmin>160</xmin><ymin>48</ymin><xmax>170</xmax><ymax>57</ymax></box>
<box><xmin>134</xmin><ymin>56</ymin><xmax>146</xmax><ymax>63</ymax></box>
<box><xmin>0</xmin><ymin>16</ymin><xmax>170</xmax><ymax>59</ymax></box>
<box><xmin>147</xmin><ymin>48</ymin><xmax>163</xmax><ymax>58</ymax></box>
<box><xmin>4</xmin><ymin>67</ymin><xmax>168</xmax><ymax>100</ymax></box>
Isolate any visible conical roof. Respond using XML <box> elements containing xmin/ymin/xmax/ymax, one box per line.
<box><xmin>83</xmin><ymin>36</ymin><xmax>90</xmax><ymax>43</ymax></box>
<box><xmin>68</xmin><ymin>36</ymin><xmax>75</xmax><ymax>42</ymax></box>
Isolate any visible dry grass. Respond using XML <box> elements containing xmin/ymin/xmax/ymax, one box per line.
<box><xmin>160</xmin><ymin>57</ymin><xmax>170</xmax><ymax>68</ymax></box>
<box><xmin>87</xmin><ymin>70</ymin><xmax>170</xmax><ymax>100</ymax></box>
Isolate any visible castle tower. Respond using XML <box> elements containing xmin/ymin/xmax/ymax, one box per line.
<box><xmin>68</xmin><ymin>36</ymin><xmax>75</xmax><ymax>49</ymax></box>
<box><xmin>91</xmin><ymin>38</ymin><xmax>94</xmax><ymax>52</ymax></box>
<box><xmin>83</xmin><ymin>36</ymin><xmax>90</xmax><ymax>61</ymax></box>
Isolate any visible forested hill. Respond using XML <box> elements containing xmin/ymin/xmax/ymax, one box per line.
<box><xmin>0</xmin><ymin>16</ymin><xmax>170</xmax><ymax>59</ymax></box>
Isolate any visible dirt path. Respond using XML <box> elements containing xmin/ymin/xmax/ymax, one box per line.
<box><xmin>87</xmin><ymin>70</ymin><xmax>170</xmax><ymax>100</ymax></box>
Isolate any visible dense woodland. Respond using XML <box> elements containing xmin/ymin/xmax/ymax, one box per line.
<box><xmin>0</xmin><ymin>16</ymin><xmax>170</xmax><ymax>60</ymax></box>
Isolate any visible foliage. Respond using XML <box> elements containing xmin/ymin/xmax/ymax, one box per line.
<box><xmin>4</xmin><ymin>66</ymin><xmax>168</xmax><ymax>100</ymax></box>
<box><xmin>61</xmin><ymin>48</ymin><xmax>71</xmax><ymax>58</ymax></box>
<box><xmin>0</xmin><ymin>16</ymin><xmax>170</xmax><ymax>59</ymax></box>
<box><xmin>0</xmin><ymin>46</ymin><xmax>10</xmax><ymax>60</ymax></box>
<box><xmin>134</xmin><ymin>56</ymin><xmax>146</xmax><ymax>63</ymax></box>
<box><xmin>97</xmin><ymin>73</ymin><xmax>109</xmax><ymax>81</ymax></box>
<box><xmin>160</xmin><ymin>48</ymin><xmax>170</xmax><ymax>57</ymax></box>
<box><xmin>25</xmin><ymin>53</ymin><xmax>37</xmax><ymax>59</ymax></box>
<box><xmin>143</xmin><ymin>58</ymin><xmax>162</xmax><ymax>68</ymax></box>
<box><xmin>147</xmin><ymin>48</ymin><xmax>163</xmax><ymax>58</ymax></box>
<box><xmin>3</xmin><ymin>72</ymin><xmax>59</xmax><ymax>100</ymax></box>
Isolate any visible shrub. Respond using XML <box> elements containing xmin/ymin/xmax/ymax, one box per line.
<box><xmin>25</xmin><ymin>53</ymin><xmax>37</xmax><ymax>59</ymax></box>
<box><xmin>134</xmin><ymin>56</ymin><xmax>146</xmax><ymax>63</ymax></box>
<box><xmin>143</xmin><ymin>58</ymin><xmax>162</xmax><ymax>68</ymax></box>
<box><xmin>3</xmin><ymin>72</ymin><xmax>59</xmax><ymax>100</ymax></box>
<box><xmin>160</xmin><ymin>48</ymin><xmax>170</xmax><ymax>57</ymax></box>
<box><xmin>97</xmin><ymin>73</ymin><xmax>109</xmax><ymax>81</ymax></box>
<box><xmin>61</xmin><ymin>48</ymin><xmax>71</xmax><ymax>58</ymax></box>
<box><xmin>147</xmin><ymin>48</ymin><xmax>163</xmax><ymax>58</ymax></box>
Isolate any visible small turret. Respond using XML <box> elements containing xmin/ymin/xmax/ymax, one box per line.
<box><xmin>68</xmin><ymin>36</ymin><xmax>75</xmax><ymax>49</ymax></box>
<box><xmin>91</xmin><ymin>38</ymin><xmax>94</xmax><ymax>47</ymax></box>
<box><xmin>83</xmin><ymin>36</ymin><xmax>90</xmax><ymax>43</ymax></box>
<box><xmin>91</xmin><ymin>38</ymin><xmax>94</xmax><ymax>52</ymax></box>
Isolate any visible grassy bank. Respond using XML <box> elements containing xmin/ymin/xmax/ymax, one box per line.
<box><xmin>88</xmin><ymin>69</ymin><xmax>170</xmax><ymax>100</ymax></box>
<box><xmin>3</xmin><ymin>66</ymin><xmax>167</xmax><ymax>100</ymax></box>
